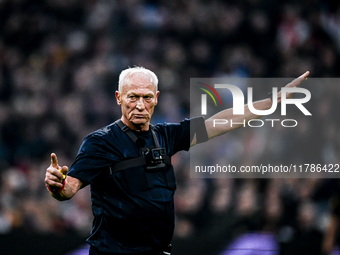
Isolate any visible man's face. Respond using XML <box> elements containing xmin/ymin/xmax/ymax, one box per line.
<box><xmin>116</xmin><ymin>73</ymin><xmax>159</xmax><ymax>131</ymax></box>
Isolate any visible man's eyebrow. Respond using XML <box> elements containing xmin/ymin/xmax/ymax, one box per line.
<box><xmin>127</xmin><ymin>90</ymin><xmax>154</xmax><ymax>95</ymax></box>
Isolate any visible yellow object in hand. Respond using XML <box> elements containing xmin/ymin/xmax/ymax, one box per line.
<box><xmin>59</xmin><ymin>168</ymin><xmax>66</xmax><ymax>180</ymax></box>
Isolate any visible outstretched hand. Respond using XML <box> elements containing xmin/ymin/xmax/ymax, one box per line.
<box><xmin>45</xmin><ymin>153</ymin><xmax>68</xmax><ymax>189</ymax></box>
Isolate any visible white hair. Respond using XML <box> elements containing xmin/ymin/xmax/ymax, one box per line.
<box><xmin>118</xmin><ymin>66</ymin><xmax>158</xmax><ymax>92</ymax></box>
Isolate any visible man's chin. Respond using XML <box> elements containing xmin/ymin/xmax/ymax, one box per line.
<box><xmin>131</xmin><ymin>118</ymin><xmax>149</xmax><ymax>126</ymax></box>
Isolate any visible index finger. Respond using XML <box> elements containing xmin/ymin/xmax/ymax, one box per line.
<box><xmin>286</xmin><ymin>71</ymin><xmax>310</xmax><ymax>89</ymax></box>
<box><xmin>51</xmin><ymin>153</ymin><xmax>58</xmax><ymax>168</ymax></box>
<box><xmin>299</xmin><ymin>71</ymin><xmax>310</xmax><ymax>80</ymax></box>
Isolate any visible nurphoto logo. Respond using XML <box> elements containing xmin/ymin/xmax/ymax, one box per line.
<box><xmin>196</xmin><ymin>82</ymin><xmax>223</xmax><ymax>115</ymax></box>
<box><xmin>198</xmin><ymin>83</ymin><xmax>312</xmax><ymax>128</ymax></box>
<box><xmin>199</xmin><ymin>84</ymin><xmax>311</xmax><ymax>116</ymax></box>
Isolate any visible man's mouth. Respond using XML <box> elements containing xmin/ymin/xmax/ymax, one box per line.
<box><xmin>133</xmin><ymin>114</ymin><xmax>146</xmax><ymax>118</ymax></box>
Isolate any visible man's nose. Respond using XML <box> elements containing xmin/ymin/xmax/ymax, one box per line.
<box><xmin>136</xmin><ymin>98</ymin><xmax>145</xmax><ymax>110</ymax></box>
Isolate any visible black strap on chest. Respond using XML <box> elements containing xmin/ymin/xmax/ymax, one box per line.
<box><xmin>115</xmin><ymin>120</ymin><xmax>159</xmax><ymax>154</ymax></box>
<box><xmin>108</xmin><ymin>120</ymin><xmax>171</xmax><ymax>175</ymax></box>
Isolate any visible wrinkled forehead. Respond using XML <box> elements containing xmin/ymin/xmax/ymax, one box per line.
<box><xmin>121</xmin><ymin>72</ymin><xmax>157</xmax><ymax>92</ymax></box>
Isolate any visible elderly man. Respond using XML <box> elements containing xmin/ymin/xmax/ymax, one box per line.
<box><xmin>45</xmin><ymin>67</ymin><xmax>309</xmax><ymax>255</ymax></box>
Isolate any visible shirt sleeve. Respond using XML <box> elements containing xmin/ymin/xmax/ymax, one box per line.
<box><xmin>68</xmin><ymin>132</ymin><xmax>120</xmax><ymax>184</ymax></box>
<box><xmin>155</xmin><ymin>117</ymin><xmax>206</xmax><ymax>156</ymax></box>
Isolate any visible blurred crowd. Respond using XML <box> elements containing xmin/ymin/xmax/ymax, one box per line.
<box><xmin>0</xmin><ymin>0</ymin><xmax>340</xmax><ymax>254</ymax></box>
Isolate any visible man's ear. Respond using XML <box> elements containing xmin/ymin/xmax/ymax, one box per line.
<box><xmin>115</xmin><ymin>91</ymin><xmax>121</xmax><ymax>105</ymax></box>
<box><xmin>155</xmin><ymin>91</ymin><xmax>160</xmax><ymax>105</ymax></box>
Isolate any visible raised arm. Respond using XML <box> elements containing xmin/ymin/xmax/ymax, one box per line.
<box><xmin>195</xmin><ymin>71</ymin><xmax>310</xmax><ymax>143</ymax></box>
<box><xmin>45</xmin><ymin>153</ymin><xmax>83</xmax><ymax>201</ymax></box>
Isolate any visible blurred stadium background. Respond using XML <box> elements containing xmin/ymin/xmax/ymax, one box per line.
<box><xmin>0</xmin><ymin>0</ymin><xmax>340</xmax><ymax>254</ymax></box>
